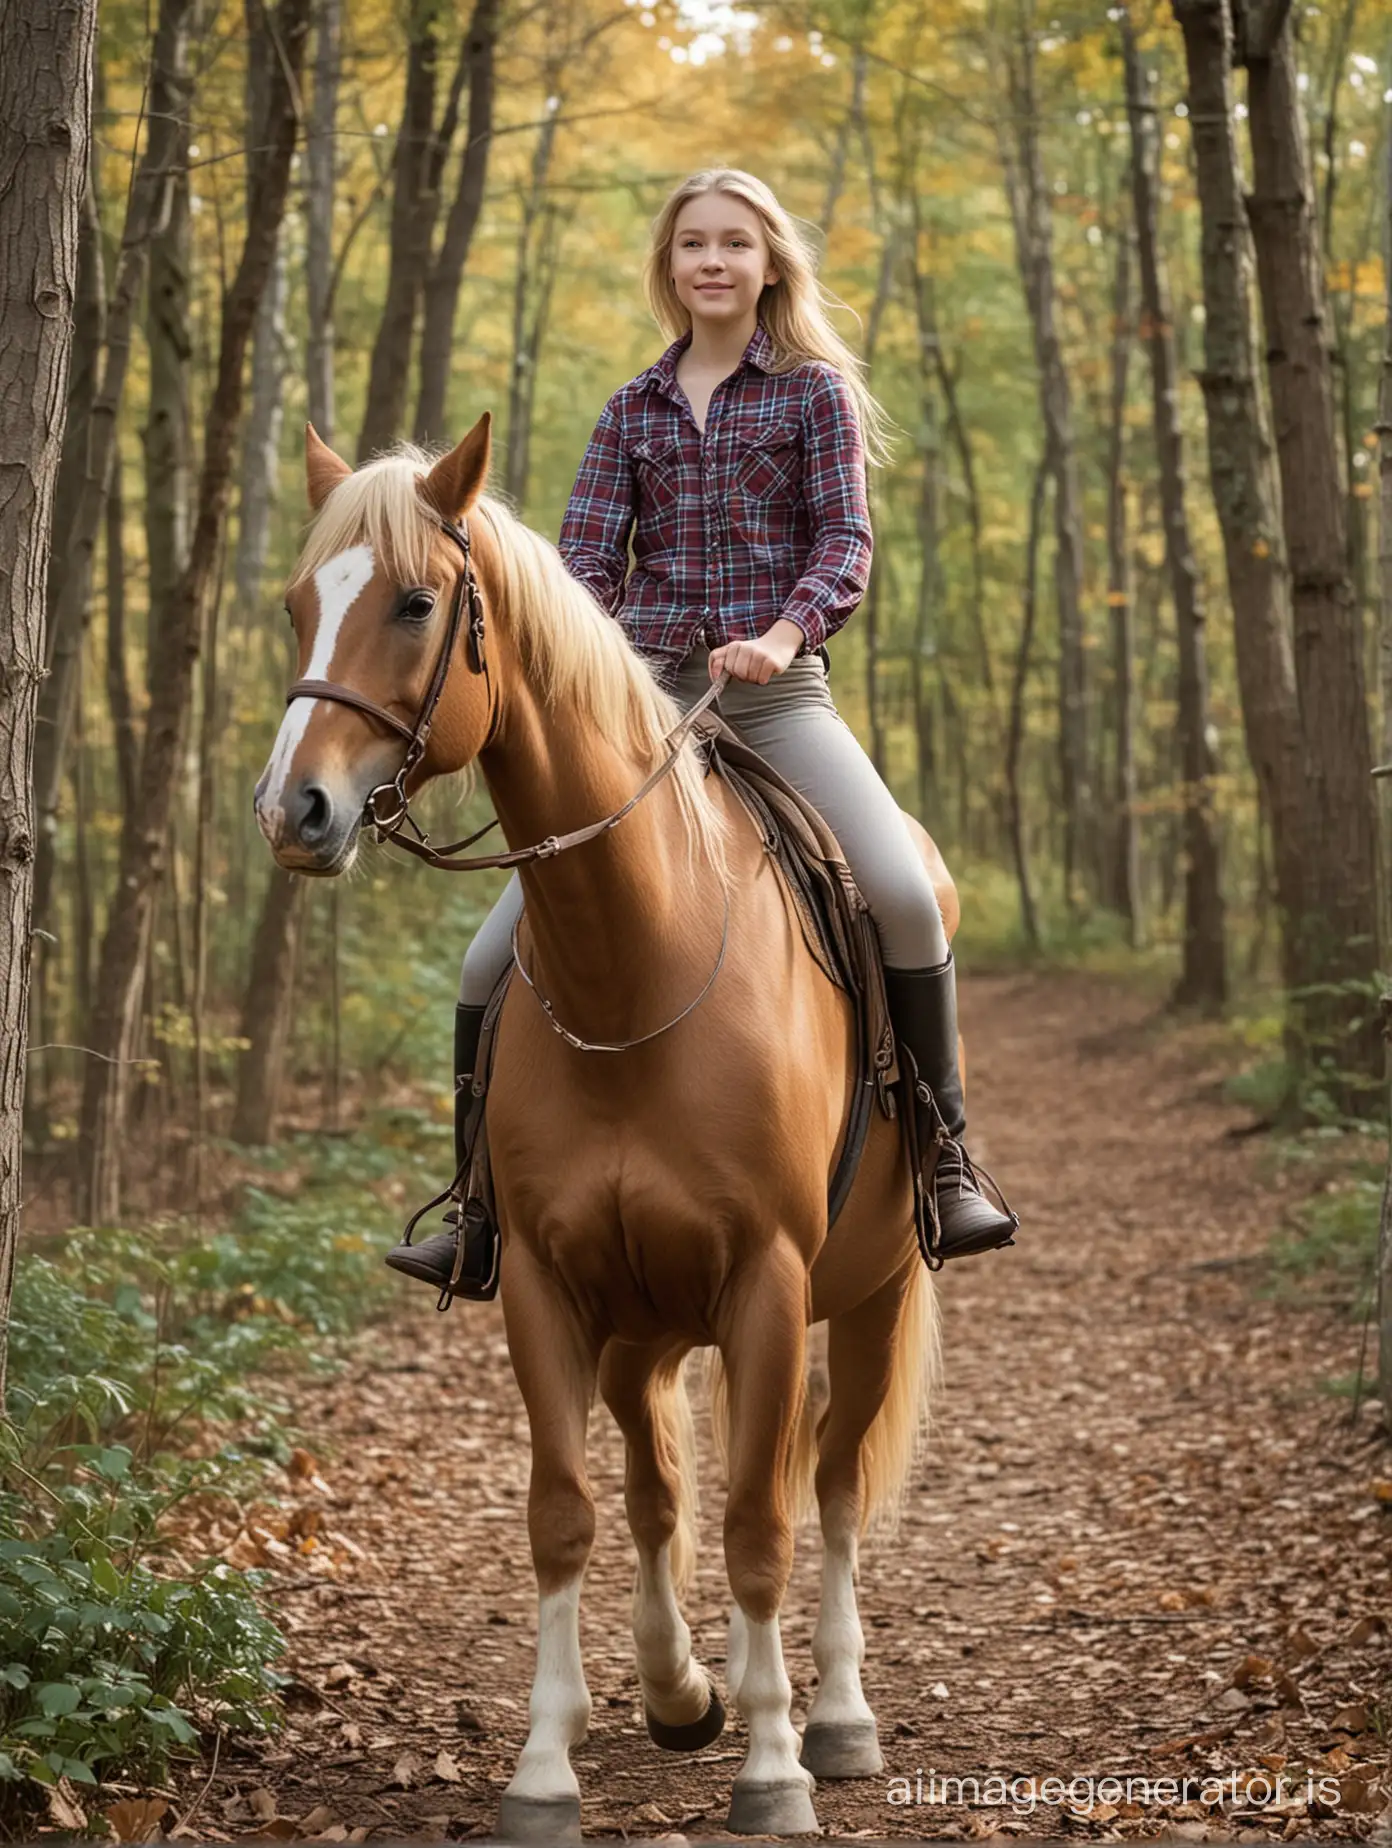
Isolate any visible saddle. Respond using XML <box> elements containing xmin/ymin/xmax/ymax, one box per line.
<box><xmin>442</xmin><ymin>718</ymin><xmax>909</xmax><ymax>1297</ymax></box>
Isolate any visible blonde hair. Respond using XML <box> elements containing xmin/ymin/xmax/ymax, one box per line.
<box><xmin>642</xmin><ymin>167</ymin><xmax>892</xmax><ymax>465</ymax></box>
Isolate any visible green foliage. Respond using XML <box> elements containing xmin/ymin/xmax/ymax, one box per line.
<box><xmin>2</xmin><ymin>1114</ymin><xmax>445</xmax><ymax>1806</ymax></box>
<box><xmin>0</xmin><ymin>1517</ymin><xmax>282</xmax><ymax>1792</ymax></box>
<box><xmin>1267</xmin><ymin>1169</ymin><xmax>1382</xmax><ymax>1314</ymax></box>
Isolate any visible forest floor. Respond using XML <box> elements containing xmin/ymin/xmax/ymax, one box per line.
<box><xmin>173</xmin><ymin>970</ymin><xmax>1391</xmax><ymax>1844</ymax></box>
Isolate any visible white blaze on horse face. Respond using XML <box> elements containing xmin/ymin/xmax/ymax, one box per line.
<box><xmin>258</xmin><ymin>544</ymin><xmax>377</xmax><ymax>835</ymax></box>
<box><xmin>505</xmin><ymin>1580</ymin><xmax>591</xmax><ymax>1804</ymax></box>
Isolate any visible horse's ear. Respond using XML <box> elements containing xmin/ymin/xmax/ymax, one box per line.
<box><xmin>421</xmin><ymin>413</ymin><xmax>492</xmax><ymax>524</ymax></box>
<box><xmin>306</xmin><ymin>424</ymin><xmax>352</xmax><ymax>510</ymax></box>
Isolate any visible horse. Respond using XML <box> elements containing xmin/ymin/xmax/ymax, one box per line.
<box><xmin>255</xmin><ymin>416</ymin><xmax>958</xmax><ymax>1840</ymax></box>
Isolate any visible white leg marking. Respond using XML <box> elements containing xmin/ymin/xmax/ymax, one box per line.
<box><xmin>732</xmin><ymin>1616</ymin><xmax>812</xmax><ymax>1792</ymax></box>
<box><xmin>505</xmin><ymin>1580</ymin><xmax>591</xmax><ymax>1805</ymax></box>
<box><xmin>726</xmin><ymin>1602</ymin><xmax>749</xmax><ymax>1706</ymax></box>
<box><xmin>633</xmin><ymin>1543</ymin><xmax>709</xmax><ymax>1726</ymax></box>
<box><xmin>805</xmin><ymin>1533</ymin><xmax>875</xmax><ymax>1729</ymax></box>
<box><xmin>259</xmin><ymin>543</ymin><xmax>377</xmax><ymax>829</ymax></box>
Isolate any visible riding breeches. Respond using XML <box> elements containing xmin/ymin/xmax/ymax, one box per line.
<box><xmin>458</xmin><ymin>649</ymin><xmax>949</xmax><ymax>1006</ymax></box>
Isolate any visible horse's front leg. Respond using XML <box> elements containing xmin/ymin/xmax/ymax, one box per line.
<box><xmin>497</xmin><ymin>1246</ymin><xmax>600</xmax><ymax>1845</ymax></box>
<box><xmin>598</xmin><ymin>1338</ymin><xmax>726</xmax><ymax>1750</ymax></box>
<box><xmin>719</xmin><ymin>1238</ymin><xmax>819</xmax><ymax>1837</ymax></box>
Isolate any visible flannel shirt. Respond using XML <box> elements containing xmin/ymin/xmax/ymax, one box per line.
<box><xmin>558</xmin><ymin>325</ymin><xmax>872</xmax><ymax>681</ymax></box>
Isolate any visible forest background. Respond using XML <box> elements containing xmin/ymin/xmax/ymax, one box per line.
<box><xmin>2</xmin><ymin>0</ymin><xmax>1392</xmax><ymax>1812</ymax></box>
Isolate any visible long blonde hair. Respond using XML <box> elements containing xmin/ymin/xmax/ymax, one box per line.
<box><xmin>642</xmin><ymin>167</ymin><xmax>892</xmax><ymax>465</ymax></box>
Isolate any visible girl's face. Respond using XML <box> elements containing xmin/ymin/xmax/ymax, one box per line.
<box><xmin>669</xmin><ymin>192</ymin><xmax>778</xmax><ymax>331</ymax></box>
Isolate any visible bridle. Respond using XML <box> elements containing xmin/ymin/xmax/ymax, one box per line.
<box><xmin>283</xmin><ymin>510</ymin><xmax>731</xmax><ymax>1050</ymax></box>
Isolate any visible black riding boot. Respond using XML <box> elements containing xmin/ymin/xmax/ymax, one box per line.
<box><xmin>883</xmin><ymin>954</ymin><xmax>1018</xmax><ymax>1262</ymax></box>
<box><xmin>384</xmin><ymin>1002</ymin><xmax>499</xmax><ymax>1298</ymax></box>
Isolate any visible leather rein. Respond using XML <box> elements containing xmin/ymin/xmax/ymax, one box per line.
<box><xmin>284</xmin><ymin>513</ymin><xmax>731</xmax><ymax>1051</ymax></box>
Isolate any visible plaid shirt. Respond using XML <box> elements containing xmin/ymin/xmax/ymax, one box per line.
<box><xmin>558</xmin><ymin>325</ymin><xmax>872</xmax><ymax>679</ymax></box>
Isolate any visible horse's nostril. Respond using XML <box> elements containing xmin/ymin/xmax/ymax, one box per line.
<box><xmin>297</xmin><ymin>781</ymin><xmax>333</xmax><ymax>845</ymax></box>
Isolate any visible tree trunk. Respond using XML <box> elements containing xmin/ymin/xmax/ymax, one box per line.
<box><xmin>1103</xmin><ymin>211</ymin><xmax>1143</xmax><ymax>946</ymax></box>
<box><xmin>1374</xmin><ymin>95</ymin><xmax>1392</xmax><ymax>1424</ymax></box>
<box><xmin>0</xmin><ymin>0</ymin><xmax>97</xmax><ymax>1406</ymax></box>
<box><xmin>414</xmin><ymin>0</ymin><xmax>498</xmax><ymax>443</ymax></box>
<box><xmin>503</xmin><ymin>99</ymin><xmax>563</xmax><ymax>506</ymax></box>
<box><xmin>1173</xmin><ymin>0</ymin><xmax>1309</xmax><ymax>1052</ymax></box>
<box><xmin>143</xmin><ymin>12</ymin><xmax>193</xmax><ymax>672</ymax></box>
<box><xmin>357</xmin><ymin>0</ymin><xmax>450</xmax><ymax>461</ymax></box>
<box><xmin>79</xmin><ymin>0</ymin><xmax>312</xmax><ymax>1223</ymax></box>
<box><xmin>234</xmin><ymin>0</ymin><xmax>338</xmax><ymax>1151</ymax></box>
<box><xmin>1007</xmin><ymin>460</ymin><xmax>1048</xmax><ymax>953</ymax></box>
<box><xmin>1245</xmin><ymin>10</ymin><xmax>1382</xmax><ymax>1106</ymax></box>
<box><xmin>232</xmin><ymin>870</ymin><xmax>305</xmax><ymax>1144</ymax></box>
<box><xmin>233</xmin><ymin>0</ymin><xmax>289</xmax><ymax>621</ymax></box>
<box><xmin>105</xmin><ymin>452</ymin><xmax>138</xmax><ymax>821</ymax></box>
<box><xmin>1123</xmin><ymin>6</ymin><xmax>1226</xmax><ymax>1009</ymax></box>
<box><xmin>306</xmin><ymin>0</ymin><xmax>339</xmax><ymax>439</ymax></box>
<box><xmin>1000</xmin><ymin>5</ymin><xmax>1091</xmax><ymax>907</ymax></box>
<box><xmin>28</xmin><ymin>0</ymin><xmax>195</xmax><ymax>964</ymax></box>
<box><xmin>30</xmin><ymin>165</ymin><xmax>104</xmax><ymax>949</ymax></box>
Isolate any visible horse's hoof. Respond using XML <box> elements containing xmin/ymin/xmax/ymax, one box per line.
<box><xmin>800</xmin><ymin>1719</ymin><xmax>884</xmax><ymax>1778</ymax></box>
<box><xmin>646</xmin><ymin>1683</ymin><xmax>726</xmax><ymax>1752</ymax></box>
<box><xmin>727</xmin><ymin>1777</ymin><xmax>820</xmax><ymax>1836</ymax></box>
<box><xmin>496</xmin><ymin>1792</ymin><xmax>582</xmax><ymax>1843</ymax></box>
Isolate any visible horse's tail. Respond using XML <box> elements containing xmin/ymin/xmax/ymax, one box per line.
<box><xmin>861</xmin><ymin>1260</ymin><xmax>938</xmax><ymax>1536</ymax></box>
<box><xmin>703</xmin><ymin>1347</ymin><xmax>822</xmax><ymax>1534</ymax></box>
<box><xmin>661</xmin><ymin>1354</ymin><xmax>701</xmax><ymax>1597</ymax></box>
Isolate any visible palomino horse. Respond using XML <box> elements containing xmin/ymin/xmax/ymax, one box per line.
<box><xmin>256</xmin><ymin>418</ymin><xmax>958</xmax><ymax>1840</ymax></box>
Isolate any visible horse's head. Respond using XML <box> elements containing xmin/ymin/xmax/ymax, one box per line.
<box><xmin>255</xmin><ymin>416</ymin><xmax>496</xmax><ymax>873</ymax></box>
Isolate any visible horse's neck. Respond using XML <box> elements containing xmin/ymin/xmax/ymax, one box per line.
<box><xmin>482</xmin><ymin>680</ymin><xmax>721</xmax><ymax>1041</ymax></box>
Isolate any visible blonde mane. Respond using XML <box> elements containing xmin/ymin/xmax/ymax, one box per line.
<box><xmin>290</xmin><ymin>447</ymin><xmax>727</xmax><ymax>873</ymax></box>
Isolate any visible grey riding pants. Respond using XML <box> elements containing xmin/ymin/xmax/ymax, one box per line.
<box><xmin>458</xmin><ymin>649</ymin><xmax>949</xmax><ymax>1006</ymax></box>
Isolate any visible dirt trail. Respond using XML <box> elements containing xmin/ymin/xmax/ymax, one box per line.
<box><xmin>199</xmin><ymin>972</ymin><xmax>1391</xmax><ymax>1842</ymax></box>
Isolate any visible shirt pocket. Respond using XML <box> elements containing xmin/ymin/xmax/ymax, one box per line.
<box><xmin>733</xmin><ymin>419</ymin><xmax>802</xmax><ymax>503</ymax></box>
<box><xmin>631</xmin><ymin>435</ymin><xmax>682</xmax><ymax>519</ymax></box>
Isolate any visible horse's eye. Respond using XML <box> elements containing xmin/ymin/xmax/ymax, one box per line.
<box><xmin>402</xmin><ymin>588</ymin><xmax>436</xmax><ymax>623</ymax></box>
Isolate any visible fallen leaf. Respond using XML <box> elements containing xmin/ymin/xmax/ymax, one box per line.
<box><xmin>323</xmin><ymin>1663</ymin><xmax>357</xmax><ymax>1690</ymax></box>
<box><xmin>102</xmin><ymin>1797</ymin><xmax>169</xmax><ymax>1843</ymax></box>
<box><xmin>1347</xmin><ymin>1614</ymin><xmax>1387</xmax><ymax>1646</ymax></box>
<box><xmin>296</xmin><ymin>1805</ymin><xmax>339</xmax><ymax>1836</ymax></box>
<box><xmin>433</xmin><ymin>1749</ymin><xmax>461</xmax><ymax>1784</ymax></box>
<box><xmin>339</xmin><ymin>1722</ymin><xmax>364</xmax><ymax>1750</ymax></box>
<box><xmin>1338</xmin><ymin>1769</ymin><xmax>1385</xmax><ymax>1815</ymax></box>
<box><xmin>1369</xmin><ymin>1479</ymin><xmax>1392</xmax><ymax>1503</ymax></box>
<box><xmin>390</xmin><ymin>1750</ymin><xmax>424</xmax><ymax>1790</ymax></box>
<box><xmin>1329</xmin><ymin>1704</ymin><xmax>1370</xmax><ymax>1734</ymax></box>
<box><xmin>289</xmin><ymin>1448</ymin><xmax>321</xmax><ymax>1479</ymax></box>
<box><xmin>1231</xmin><ymin>1654</ymin><xmax>1274</xmax><ymax>1689</ymax></box>
<box><xmin>47</xmin><ymin>1782</ymin><xmax>88</xmax><ymax>1832</ymax></box>
<box><xmin>930</xmin><ymin>1680</ymin><xmax>949</xmax><ymax>1700</ymax></box>
<box><xmin>632</xmin><ymin>1803</ymin><xmax>673</xmax><ymax>1825</ymax></box>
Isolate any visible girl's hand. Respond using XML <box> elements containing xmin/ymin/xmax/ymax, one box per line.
<box><xmin>709</xmin><ymin>619</ymin><xmax>804</xmax><ymax>685</ymax></box>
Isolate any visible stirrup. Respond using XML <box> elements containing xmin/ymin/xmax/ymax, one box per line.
<box><xmin>389</xmin><ymin>1175</ymin><xmax>500</xmax><ymax>1308</ymax></box>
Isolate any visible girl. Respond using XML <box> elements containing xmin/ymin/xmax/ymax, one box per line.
<box><xmin>389</xmin><ymin>167</ymin><xmax>1017</xmax><ymax>1298</ymax></box>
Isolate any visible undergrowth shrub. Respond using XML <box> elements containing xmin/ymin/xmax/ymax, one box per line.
<box><xmin>2</xmin><ymin>1112</ymin><xmax>441</xmax><ymax>1813</ymax></box>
